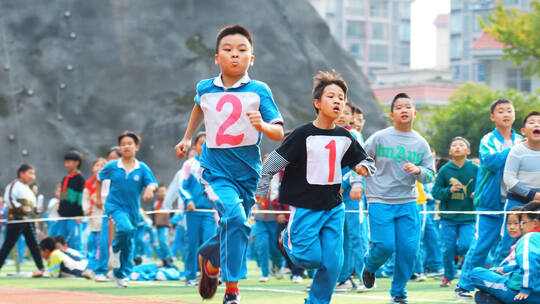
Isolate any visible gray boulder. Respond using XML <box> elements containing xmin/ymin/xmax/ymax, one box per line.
<box><xmin>0</xmin><ymin>0</ymin><xmax>386</xmax><ymax>195</ymax></box>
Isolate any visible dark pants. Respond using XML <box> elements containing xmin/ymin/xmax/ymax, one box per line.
<box><xmin>0</xmin><ymin>222</ymin><xmax>44</xmax><ymax>270</ymax></box>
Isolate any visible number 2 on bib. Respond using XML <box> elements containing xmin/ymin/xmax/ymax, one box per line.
<box><xmin>216</xmin><ymin>94</ymin><xmax>244</xmax><ymax>146</ymax></box>
<box><xmin>324</xmin><ymin>139</ymin><xmax>337</xmax><ymax>182</ymax></box>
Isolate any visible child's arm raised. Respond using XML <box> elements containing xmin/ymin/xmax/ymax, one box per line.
<box><xmin>175</xmin><ymin>104</ymin><xmax>204</xmax><ymax>158</ymax></box>
<box><xmin>247</xmin><ymin>111</ymin><xmax>284</xmax><ymax>141</ymax></box>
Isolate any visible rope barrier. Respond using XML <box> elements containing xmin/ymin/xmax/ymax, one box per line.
<box><xmin>1</xmin><ymin>208</ymin><xmax>540</xmax><ymax>224</ymax></box>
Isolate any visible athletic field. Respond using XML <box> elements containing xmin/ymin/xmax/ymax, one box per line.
<box><xmin>0</xmin><ymin>262</ymin><xmax>473</xmax><ymax>304</ymax></box>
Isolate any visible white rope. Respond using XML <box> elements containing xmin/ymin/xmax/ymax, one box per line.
<box><xmin>2</xmin><ymin>208</ymin><xmax>540</xmax><ymax>224</ymax></box>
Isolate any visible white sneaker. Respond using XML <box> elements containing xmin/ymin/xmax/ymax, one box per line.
<box><xmin>357</xmin><ymin>282</ymin><xmax>376</xmax><ymax>292</ymax></box>
<box><xmin>111</xmin><ymin>272</ymin><xmax>128</xmax><ymax>288</ymax></box>
<box><xmin>335</xmin><ymin>280</ymin><xmax>353</xmax><ymax>292</ymax></box>
<box><xmin>109</xmin><ymin>250</ymin><xmax>120</xmax><ymax>269</ymax></box>
<box><xmin>81</xmin><ymin>269</ymin><xmax>95</xmax><ymax>280</ymax></box>
<box><xmin>94</xmin><ymin>274</ymin><xmax>110</xmax><ymax>282</ymax></box>
<box><xmin>291</xmin><ymin>275</ymin><xmax>303</xmax><ymax>284</ymax></box>
<box><xmin>259</xmin><ymin>276</ymin><xmax>269</xmax><ymax>282</ymax></box>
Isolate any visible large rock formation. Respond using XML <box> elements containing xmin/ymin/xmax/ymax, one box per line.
<box><xmin>0</xmin><ymin>0</ymin><xmax>386</xmax><ymax>195</ymax></box>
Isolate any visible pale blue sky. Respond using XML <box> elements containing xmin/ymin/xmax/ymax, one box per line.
<box><xmin>411</xmin><ymin>0</ymin><xmax>450</xmax><ymax>69</ymax></box>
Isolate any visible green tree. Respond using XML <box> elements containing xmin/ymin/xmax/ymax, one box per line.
<box><xmin>420</xmin><ymin>83</ymin><xmax>540</xmax><ymax>158</ymax></box>
<box><xmin>480</xmin><ymin>1</ymin><xmax>540</xmax><ymax>77</ymax></box>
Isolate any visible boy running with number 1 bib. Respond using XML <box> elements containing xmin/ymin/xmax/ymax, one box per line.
<box><xmin>174</xmin><ymin>25</ymin><xmax>283</xmax><ymax>304</ymax></box>
<box><xmin>256</xmin><ymin>71</ymin><xmax>375</xmax><ymax>304</ymax></box>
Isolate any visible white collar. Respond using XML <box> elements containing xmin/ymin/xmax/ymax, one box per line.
<box><xmin>117</xmin><ymin>158</ymin><xmax>140</xmax><ymax>172</ymax></box>
<box><xmin>213</xmin><ymin>73</ymin><xmax>251</xmax><ymax>89</ymax></box>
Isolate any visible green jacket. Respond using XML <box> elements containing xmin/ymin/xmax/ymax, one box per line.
<box><xmin>432</xmin><ymin>159</ymin><xmax>479</xmax><ymax>222</ymax></box>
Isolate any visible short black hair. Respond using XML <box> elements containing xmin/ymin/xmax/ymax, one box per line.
<box><xmin>193</xmin><ymin>132</ymin><xmax>206</xmax><ymax>145</ymax></box>
<box><xmin>523</xmin><ymin>202</ymin><xmax>540</xmax><ymax>221</ymax></box>
<box><xmin>522</xmin><ymin>111</ymin><xmax>540</xmax><ymax>127</ymax></box>
<box><xmin>354</xmin><ymin>105</ymin><xmax>363</xmax><ymax>115</ymax></box>
<box><xmin>216</xmin><ymin>25</ymin><xmax>253</xmax><ymax>54</ymax></box>
<box><xmin>312</xmin><ymin>71</ymin><xmax>348</xmax><ymax>113</ymax></box>
<box><xmin>54</xmin><ymin>235</ymin><xmax>66</xmax><ymax>246</ymax></box>
<box><xmin>17</xmin><ymin>163</ymin><xmax>33</xmax><ymax>177</ymax></box>
<box><xmin>40</xmin><ymin>237</ymin><xmax>56</xmax><ymax>251</ymax></box>
<box><xmin>64</xmin><ymin>150</ymin><xmax>83</xmax><ymax>168</ymax></box>
<box><xmin>450</xmin><ymin>136</ymin><xmax>471</xmax><ymax>149</ymax></box>
<box><xmin>435</xmin><ymin>157</ymin><xmax>450</xmax><ymax>173</ymax></box>
<box><xmin>345</xmin><ymin>102</ymin><xmax>357</xmax><ymax>113</ymax></box>
<box><xmin>490</xmin><ymin>98</ymin><xmax>513</xmax><ymax>113</ymax></box>
<box><xmin>509</xmin><ymin>206</ymin><xmax>523</xmax><ymax>220</ymax></box>
<box><xmin>118</xmin><ymin>131</ymin><xmax>141</xmax><ymax>145</ymax></box>
<box><xmin>390</xmin><ymin>93</ymin><xmax>412</xmax><ymax>112</ymax></box>
<box><xmin>108</xmin><ymin>146</ymin><xmax>121</xmax><ymax>158</ymax></box>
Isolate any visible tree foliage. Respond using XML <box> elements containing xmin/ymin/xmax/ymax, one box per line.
<box><xmin>419</xmin><ymin>83</ymin><xmax>540</xmax><ymax>157</ymax></box>
<box><xmin>480</xmin><ymin>1</ymin><xmax>540</xmax><ymax>77</ymax></box>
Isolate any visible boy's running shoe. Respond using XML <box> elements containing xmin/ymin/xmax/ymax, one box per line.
<box><xmin>223</xmin><ymin>292</ymin><xmax>241</xmax><ymax>304</ymax></box>
<box><xmin>356</xmin><ymin>282</ymin><xmax>376</xmax><ymax>292</ymax></box>
<box><xmin>198</xmin><ymin>255</ymin><xmax>219</xmax><ymax>299</ymax></box>
<box><xmin>474</xmin><ymin>290</ymin><xmax>503</xmax><ymax>304</ymax></box>
<box><xmin>94</xmin><ymin>274</ymin><xmax>110</xmax><ymax>282</ymax></box>
<box><xmin>362</xmin><ymin>268</ymin><xmax>376</xmax><ymax>289</ymax></box>
<box><xmin>453</xmin><ymin>287</ymin><xmax>473</xmax><ymax>299</ymax></box>
<box><xmin>440</xmin><ymin>278</ymin><xmax>451</xmax><ymax>287</ymax></box>
<box><xmin>185</xmin><ymin>279</ymin><xmax>198</xmax><ymax>287</ymax></box>
<box><xmin>390</xmin><ymin>296</ymin><xmax>408</xmax><ymax>303</ymax></box>
<box><xmin>111</xmin><ymin>272</ymin><xmax>127</xmax><ymax>288</ymax></box>
<box><xmin>259</xmin><ymin>276</ymin><xmax>269</xmax><ymax>282</ymax></box>
<box><xmin>410</xmin><ymin>273</ymin><xmax>427</xmax><ymax>282</ymax></box>
<box><xmin>425</xmin><ymin>269</ymin><xmax>444</xmax><ymax>278</ymax></box>
<box><xmin>334</xmin><ymin>280</ymin><xmax>353</xmax><ymax>292</ymax></box>
<box><xmin>291</xmin><ymin>275</ymin><xmax>303</xmax><ymax>284</ymax></box>
<box><xmin>81</xmin><ymin>269</ymin><xmax>95</xmax><ymax>280</ymax></box>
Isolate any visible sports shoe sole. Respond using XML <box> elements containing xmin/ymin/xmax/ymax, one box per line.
<box><xmin>198</xmin><ymin>255</ymin><xmax>219</xmax><ymax>299</ymax></box>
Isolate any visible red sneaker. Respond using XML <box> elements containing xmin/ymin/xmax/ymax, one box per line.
<box><xmin>440</xmin><ymin>278</ymin><xmax>451</xmax><ymax>287</ymax></box>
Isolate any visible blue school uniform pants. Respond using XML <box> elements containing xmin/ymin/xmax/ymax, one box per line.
<box><xmin>440</xmin><ymin>220</ymin><xmax>474</xmax><ymax>281</ymax></box>
<box><xmin>55</xmin><ymin>219</ymin><xmax>81</xmax><ymax>251</ymax></box>
<box><xmin>156</xmin><ymin>226</ymin><xmax>172</xmax><ymax>260</ymax></box>
<box><xmin>282</xmin><ymin>204</ymin><xmax>345</xmax><ymax>304</ymax></box>
<box><xmin>458</xmin><ymin>214</ymin><xmax>503</xmax><ymax>291</ymax></box>
<box><xmin>253</xmin><ymin>220</ymin><xmax>282</xmax><ymax>277</ymax></box>
<box><xmin>109</xmin><ymin>209</ymin><xmax>137</xmax><ymax>279</ymax></box>
<box><xmin>470</xmin><ymin>267</ymin><xmax>540</xmax><ymax>304</ymax></box>
<box><xmin>94</xmin><ymin>217</ymin><xmax>110</xmax><ymax>275</ymax></box>
<box><xmin>86</xmin><ymin>230</ymin><xmax>100</xmax><ymax>271</ymax></box>
<box><xmin>364</xmin><ymin>202</ymin><xmax>420</xmax><ymax>299</ymax></box>
<box><xmin>198</xmin><ymin>169</ymin><xmax>256</xmax><ymax>283</ymax></box>
<box><xmin>184</xmin><ymin>212</ymin><xmax>216</xmax><ymax>280</ymax></box>
<box><xmin>337</xmin><ymin>198</ymin><xmax>365</xmax><ymax>283</ymax></box>
<box><xmin>423</xmin><ymin>203</ymin><xmax>443</xmax><ymax>272</ymax></box>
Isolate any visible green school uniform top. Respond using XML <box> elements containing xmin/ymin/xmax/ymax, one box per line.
<box><xmin>432</xmin><ymin>159</ymin><xmax>479</xmax><ymax>222</ymax></box>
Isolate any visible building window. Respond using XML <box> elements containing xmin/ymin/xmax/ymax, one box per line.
<box><xmin>346</xmin><ymin>21</ymin><xmax>366</xmax><ymax>39</ymax></box>
<box><xmin>371</xmin><ymin>22</ymin><xmax>387</xmax><ymax>40</ymax></box>
<box><xmin>506</xmin><ymin>68</ymin><xmax>532</xmax><ymax>92</ymax></box>
<box><xmin>450</xmin><ymin>16</ymin><xmax>463</xmax><ymax>33</ymax></box>
<box><xmin>400</xmin><ymin>47</ymin><xmax>410</xmax><ymax>66</ymax></box>
<box><xmin>451</xmin><ymin>0</ymin><xmax>463</xmax><ymax>11</ymax></box>
<box><xmin>346</xmin><ymin>0</ymin><xmax>365</xmax><ymax>15</ymax></box>
<box><xmin>476</xmin><ymin>62</ymin><xmax>486</xmax><ymax>82</ymax></box>
<box><xmin>400</xmin><ymin>2</ymin><xmax>411</xmax><ymax>19</ymax></box>
<box><xmin>347</xmin><ymin>43</ymin><xmax>364</xmax><ymax>61</ymax></box>
<box><xmin>502</xmin><ymin>0</ymin><xmax>520</xmax><ymax>6</ymax></box>
<box><xmin>450</xmin><ymin>39</ymin><xmax>463</xmax><ymax>59</ymax></box>
<box><xmin>370</xmin><ymin>1</ymin><xmax>388</xmax><ymax>18</ymax></box>
<box><xmin>399</xmin><ymin>25</ymin><xmax>410</xmax><ymax>41</ymax></box>
<box><xmin>369</xmin><ymin>44</ymin><xmax>388</xmax><ymax>63</ymax></box>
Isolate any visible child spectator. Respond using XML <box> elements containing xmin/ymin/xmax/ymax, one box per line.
<box><xmin>432</xmin><ymin>136</ymin><xmax>479</xmax><ymax>287</ymax></box>
<box><xmin>360</xmin><ymin>93</ymin><xmax>435</xmax><ymax>304</ymax></box>
<box><xmin>96</xmin><ymin>131</ymin><xmax>158</xmax><ymax>288</ymax></box>
<box><xmin>0</xmin><ymin>163</ymin><xmax>44</xmax><ymax>273</ymax></box>
<box><xmin>471</xmin><ymin>202</ymin><xmax>540</xmax><ymax>303</ymax></box>
<box><xmin>46</xmin><ymin>185</ymin><xmax>61</xmax><ymax>237</ymax></box>
<box><xmin>256</xmin><ymin>71</ymin><xmax>375</xmax><ymax>304</ymax></box>
<box><xmin>455</xmin><ymin>99</ymin><xmax>523</xmax><ymax>299</ymax></box>
<box><xmin>93</xmin><ymin>146</ymin><xmax>121</xmax><ymax>282</ymax></box>
<box><xmin>501</xmin><ymin>111</ymin><xmax>540</xmax><ymax>257</ymax></box>
<box><xmin>178</xmin><ymin>132</ymin><xmax>218</xmax><ymax>286</ymax></box>
<box><xmin>56</xmin><ymin>150</ymin><xmax>85</xmax><ymax>251</ymax></box>
<box><xmin>174</xmin><ymin>25</ymin><xmax>284</xmax><ymax>303</ymax></box>
<box><xmin>32</xmin><ymin>237</ymin><xmax>89</xmax><ymax>278</ymax></box>
<box><xmin>153</xmin><ymin>185</ymin><xmax>174</xmax><ymax>267</ymax></box>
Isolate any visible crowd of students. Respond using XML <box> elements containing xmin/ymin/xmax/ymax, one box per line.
<box><xmin>0</xmin><ymin>24</ymin><xmax>539</xmax><ymax>304</ymax></box>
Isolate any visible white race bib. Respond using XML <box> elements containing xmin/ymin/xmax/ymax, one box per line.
<box><xmin>305</xmin><ymin>135</ymin><xmax>352</xmax><ymax>185</ymax></box>
<box><xmin>200</xmin><ymin>92</ymin><xmax>260</xmax><ymax>149</ymax></box>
